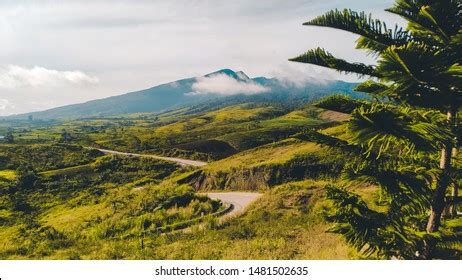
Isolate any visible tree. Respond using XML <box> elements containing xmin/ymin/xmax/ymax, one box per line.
<box><xmin>16</xmin><ymin>166</ymin><xmax>39</xmax><ymax>190</ymax></box>
<box><xmin>4</xmin><ymin>130</ymin><xmax>14</xmax><ymax>143</ymax></box>
<box><xmin>126</xmin><ymin>135</ymin><xmax>142</xmax><ymax>151</ymax></box>
<box><xmin>294</xmin><ymin>95</ymin><xmax>456</xmax><ymax>258</ymax></box>
<box><xmin>60</xmin><ymin>129</ymin><xmax>72</xmax><ymax>142</ymax></box>
<box><xmin>290</xmin><ymin>0</ymin><xmax>461</xmax><ymax>258</ymax></box>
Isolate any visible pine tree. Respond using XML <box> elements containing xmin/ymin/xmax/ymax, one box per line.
<box><xmin>290</xmin><ymin>0</ymin><xmax>462</xmax><ymax>258</ymax></box>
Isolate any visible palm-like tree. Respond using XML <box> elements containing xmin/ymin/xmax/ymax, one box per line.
<box><xmin>290</xmin><ymin>0</ymin><xmax>461</xmax><ymax>257</ymax></box>
<box><xmin>295</xmin><ymin>95</ymin><xmax>457</xmax><ymax>258</ymax></box>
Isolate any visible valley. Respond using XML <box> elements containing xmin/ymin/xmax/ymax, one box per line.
<box><xmin>6</xmin><ymin>69</ymin><xmax>360</xmax><ymax>120</ymax></box>
<box><xmin>0</xmin><ymin>0</ymin><xmax>460</xmax><ymax>273</ymax></box>
<box><xmin>1</xmin><ymin>72</ymin><xmax>461</xmax><ymax>260</ymax></box>
<box><xmin>0</xmin><ymin>98</ymin><xmax>363</xmax><ymax>259</ymax></box>
<box><xmin>0</xmin><ymin>94</ymin><xmax>462</xmax><ymax>259</ymax></box>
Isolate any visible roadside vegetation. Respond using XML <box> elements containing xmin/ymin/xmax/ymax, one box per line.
<box><xmin>0</xmin><ymin>0</ymin><xmax>460</xmax><ymax>260</ymax></box>
<box><xmin>0</xmin><ymin>102</ymin><xmax>355</xmax><ymax>259</ymax></box>
<box><xmin>1</xmin><ymin>95</ymin><xmax>460</xmax><ymax>260</ymax></box>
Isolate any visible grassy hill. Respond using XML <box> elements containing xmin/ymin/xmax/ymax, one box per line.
<box><xmin>6</xmin><ymin>69</ymin><xmax>358</xmax><ymax>120</ymax></box>
<box><xmin>1</xmin><ymin>101</ymin><xmax>460</xmax><ymax>260</ymax></box>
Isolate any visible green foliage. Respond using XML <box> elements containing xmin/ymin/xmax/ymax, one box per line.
<box><xmin>144</xmin><ymin>182</ymin><xmax>358</xmax><ymax>260</ymax></box>
<box><xmin>305</xmin><ymin>9</ymin><xmax>409</xmax><ymax>52</ymax></box>
<box><xmin>0</xmin><ymin>170</ymin><xmax>17</xmax><ymax>181</ymax></box>
<box><xmin>294</xmin><ymin>105</ymin><xmax>449</xmax><ymax>258</ymax></box>
<box><xmin>386</xmin><ymin>0</ymin><xmax>462</xmax><ymax>46</ymax></box>
<box><xmin>2</xmin><ymin>91</ymin><xmax>458</xmax><ymax>260</ymax></box>
<box><xmin>325</xmin><ymin>185</ymin><xmax>424</xmax><ymax>258</ymax></box>
<box><xmin>294</xmin><ymin>130</ymin><xmax>351</xmax><ymax>150</ymax></box>
<box><xmin>93</xmin><ymin>104</ymin><xmax>326</xmax><ymax>160</ymax></box>
<box><xmin>0</xmin><ymin>183</ymin><xmax>221</xmax><ymax>259</ymax></box>
<box><xmin>290</xmin><ymin>48</ymin><xmax>379</xmax><ymax>77</ymax></box>
<box><xmin>4</xmin><ymin>131</ymin><xmax>14</xmax><ymax>143</ymax></box>
<box><xmin>348</xmin><ymin>105</ymin><xmax>453</xmax><ymax>157</ymax></box>
<box><xmin>291</xmin><ymin>2</ymin><xmax>461</xmax><ymax>110</ymax></box>
<box><xmin>0</xmin><ymin>181</ymin><xmax>358</xmax><ymax>260</ymax></box>
<box><xmin>0</xmin><ymin>144</ymin><xmax>103</xmax><ymax>172</ymax></box>
<box><xmin>16</xmin><ymin>167</ymin><xmax>40</xmax><ymax>190</ymax></box>
<box><xmin>291</xmin><ymin>0</ymin><xmax>462</xmax><ymax>259</ymax></box>
<box><xmin>354</xmin><ymin>80</ymin><xmax>392</xmax><ymax>97</ymax></box>
<box><xmin>315</xmin><ymin>95</ymin><xmax>368</xmax><ymax>114</ymax></box>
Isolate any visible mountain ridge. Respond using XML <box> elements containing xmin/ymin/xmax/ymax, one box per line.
<box><xmin>6</xmin><ymin>69</ymin><xmax>360</xmax><ymax>120</ymax></box>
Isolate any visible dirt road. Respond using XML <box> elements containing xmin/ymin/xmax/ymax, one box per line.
<box><xmin>89</xmin><ymin>147</ymin><xmax>207</xmax><ymax>167</ymax></box>
<box><xmin>88</xmin><ymin>147</ymin><xmax>262</xmax><ymax>221</ymax></box>
<box><xmin>205</xmin><ymin>192</ymin><xmax>263</xmax><ymax>220</ymax></box>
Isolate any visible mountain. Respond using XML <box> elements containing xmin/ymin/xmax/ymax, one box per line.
<box><xmin>8</xmin><ymin>69</ymin><xmax>360</xmax><ymax>120</ymax></box>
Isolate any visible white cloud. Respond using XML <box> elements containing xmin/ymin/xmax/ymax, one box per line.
<box><xmin>0</xmin><ymin>98</ymin><xmax>15</xmax><ymax>111</ymax></box>
<box><xmin>0</xmin><ymin>0</ymin><xmax>394</xmax><ymax>115</ymax></box>
<box><xmin>190</xmin><ymin>74</ymin><xmax>270</xmax><ymax>96</ymax></box>
<box><xmin>0</xmin><ymin>65</ymin><xmax>99</xmax><ymax>89</ymax></box>
<box><xmin>271</xmin><ymin>63</ymin><xmax>335</xmax><ymax>88</ymax></box>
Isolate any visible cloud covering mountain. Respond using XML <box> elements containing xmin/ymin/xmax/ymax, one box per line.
<box><xmin>0</xmin><ymin>0</ymin><xmax>395</xmax><ymax>116</ymax></box>
<box><xmin>7</xmin><ymin>69</ymin><xmax>360</xmax><ymax>120</ymax></box>
<box><xmin>190</xmin><ymin>72</ymin><xmax>270</xmax><ymax>96</ymax></box>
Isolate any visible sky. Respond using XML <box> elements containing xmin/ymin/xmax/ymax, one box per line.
<box><xmin>0</xmin><ymin>0</ymin><xmax>399</xmax><ymax>116</ymax></box>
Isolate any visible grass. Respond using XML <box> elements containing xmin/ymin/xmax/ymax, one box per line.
<box><xmin>0</xmin><ymin>226</ymin><xmax>20</xmax><ymax>256</ymax></box>
<box><xmin>147</xmin><ymin>180</ymin><xmax>358</xmax><ymax>259</ymax></box>
<box><xmin>205</xmin><ymin>139</ymin><xmax>320</xmax><ymax>172</ymax></box>
<box><xmin>0</xmin><ymin>180</ymin><xmax>359</xmax><ymax>259</ymax></box>
<box><xmin>318</xmin><ymin>110</ymin><xmax>350</xmax><ymax>122</ymax></box>
<box><xmin>9</xmin><ymin>102</ymin><xmax>452</xmax><ymax>260</ymax></box>
<box><xmin>0</xmin><ymin>183</ymin><xmax>222</xmax><ymax>259</ymax></box>
<box><xmin>154</xmin><ymin>104</ymin><xmax>283</xmax><ymax>136</ymax></box>
<box><xmin>40</xmin><ymin>164</ymin><xmax>93</xmax><ymax>178</ymax></box>
<box><xmin>0</xmin><ymin>144</ymin><xmax>104</xmax><ymax>172</ymax></box>
<box><xmin>0</xmin><ymin>104</ymin><xmax>378</xmax><ymax>259</ymax></box>
<box><xmin>0</xmin><ymin>170</ymin><xmax>17</xmax><ymax>181</ymax></box>
<box><xmin>41</xmin><ymin>203</ymin><xmax>112</xmax><ymax>232</ymax></box>
<box><xmin>85</xmin><ymin>104</ymin><xmax>327</xmax><ymax>158</ymax></box>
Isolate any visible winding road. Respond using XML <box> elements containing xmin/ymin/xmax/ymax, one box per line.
<box><xmin>87</xmin><ymin>147</ymin><xmax>263</xmax><ymax>220</ymax></box>
<box><xmin>205</xmin><ymin>192</ymin><xmax>263</xmax><ymax>220</ymax></box>
<box><xmin>89</xmin><ymin>147</ymin><xmax>208</xmax><ymax>167</ymax></box>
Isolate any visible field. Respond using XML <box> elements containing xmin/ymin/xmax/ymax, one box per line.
<box><xmin>0</xmin><ymin>101</ymin><xmax>460</xmax><ymax>260</ymax></box>
<box><xmin>0</xmin><ymin>170</ymin><xmax>16</xmax><ymax>181</ymax></box>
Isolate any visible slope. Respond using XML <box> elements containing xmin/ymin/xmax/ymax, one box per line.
<box><xmin>7</xmin><ymin>69</ymin><xmax>358</xmax><ymax>120</ymax></box>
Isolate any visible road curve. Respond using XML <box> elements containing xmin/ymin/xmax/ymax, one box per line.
<box><xmin>204</xmin><ymin>192</ymin><xmax>263</xmax><ymax>220</ymax></box>
<box><xmin>86</xmin><ymin>147</ymin><xmax>262</xmax><ymax>221</ymax></box>
<box><xmin>87</xmin><ymin>147</ymin><xmax>207</xmax><ymax>167</ymax></box>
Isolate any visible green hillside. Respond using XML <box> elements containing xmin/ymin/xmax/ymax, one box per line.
<box><xmin>1</xmin><ymin>100</ymin><xmax>460</xmax><ymax>260</ymax></box>
<box><xmin>6</xmin><ymin>69</ymin><xmax>358</xmax><ymax>120</ymax></box>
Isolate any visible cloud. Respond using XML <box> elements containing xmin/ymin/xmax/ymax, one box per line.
<box><xmin>190</xmin><ymin>74</ymin><xmax>269</xmax><ymax>96</ymax></box>
<box><xmin>0</xmin><ymin>0</ymin><xmax>392</xmax><ymax>115</ymax></box>
<box><xmin>269</xmin><ymin>63</ymin><xmax>337</xmax><ymax>88</ymax></box>
<box><xmin>0</xmin><ymin>99</ymin><xmax>15</xmax><ymax>111</ymax></box>
<box><xmin>0</xmin><ymin>65</ymin><xmax>99</xmax><ymax>89</ymax></box>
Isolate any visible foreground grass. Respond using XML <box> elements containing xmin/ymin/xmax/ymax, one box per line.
<box><xmin>205</xmin><ymin>139</ymin><xmax>320</xmax><ymax>172</ymax></box>
<box><xmin>0</xmin><ymin>170</ymin><xmax>17</xmax><ymax>181</ymax></box>
<box><xmin>25</xmin><ymin>180</ymin><xmax>357</xmax><ymax>260</ymax></box>
<box><xmin>0</xmin><ymin>183</ymin><xmax>222</xmax><ymax>259</ymax></box>
<box><xmin>150</xmin><ymin>180</ymin><xmax>357</xmax><ymax>259</ymax></box>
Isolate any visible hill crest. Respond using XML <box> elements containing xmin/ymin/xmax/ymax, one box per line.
<box><xmin>7</xmin><ymin>69</ymin><xmax>359</xmax><ymax>120</ymax></box>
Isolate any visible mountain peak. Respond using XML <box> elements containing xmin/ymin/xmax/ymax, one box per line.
<box><xmin>235</xmin><ymin>71</ymin><xmax>250</xmax><ymax>80</ymax></box>
<box><xmin>7</xmin><ymin>69</ymin><xmax>358</xmax><ymax>120</ymax></box>
<box><xmin>204</xmin><ymin>69</ymin><xmax>250</xmax><ymax>81</ymax></box>
<box><xmin>206</xmin><ymin>68</ymin><xmax>236</xmax><ymax>76</ymax></box>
